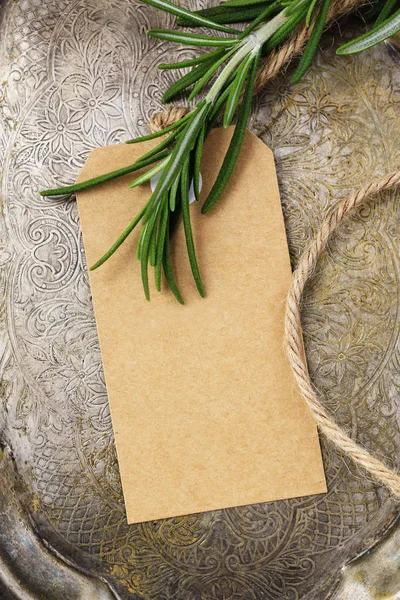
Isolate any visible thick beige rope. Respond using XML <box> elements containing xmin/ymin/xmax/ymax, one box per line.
<box><xmin>148</xmin><ymin>0</ymin><xmax>400</xmax><ymax>498</ymax></box>
<box><xmin>285</xmin><ymin>172</ymin><xmax>400</xmax><ymax>498</ymax></box>
<box><xmin>150</xmin><ymin>106</ymin><xmax>189</xmax><ymax>132</ymax></box>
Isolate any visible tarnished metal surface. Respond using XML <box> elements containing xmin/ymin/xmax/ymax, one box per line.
<box><xmin>0</xmin><ymin>0</ymin><xmax>399</xmax><ymax>598</ymax></box>
<box><xmin>0</xmin><ymin>447</ymin><xmax>119</xmax><ymax>599</ymax></box>
<box><xmin>332</xmin><ymin>520</ymin><xmax>400</xmax><ymax>600</ymax></box>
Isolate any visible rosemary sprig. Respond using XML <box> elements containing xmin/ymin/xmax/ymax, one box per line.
<box><xmin>177</xmin><ymin>4</ymin><xmax>273</xmax><ymax>25</ymax></box>
<box><xmin>291</xmin><ymin>0</ymin><xmax>330</xmax><ymax>83</ymax></box>
<box><xmin>337</xmin><ymin>6</ymin><xmax>400</xmax><ymax>55</ymax></box>
<box><xmin>139</xmin><ymin>0</ymin><xmax>241</xmax><ymax>34</ymax></box>
<box><xmin>41</xmin><ymin>0</ymin><xmax>400</xmax><ymax>303</ymax></box>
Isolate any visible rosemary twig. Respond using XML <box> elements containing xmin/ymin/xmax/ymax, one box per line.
<box><xmin>291</xmin><ymin>0</ymin><xmax>330</xmax><ymax>83</ymax></box>
<box><xmin>337</xmin><ymin>6</ymin><xmax>400</xmax><ymax>54</ymax></box>
<box><xmin>40</xmin><ymin>150</ymin><xmax>171</xmax><ymax>196</ymax></box>
<box><xmin>40</xmin><ymin>0</ymin><xmax>400</xmax><ymax>303</ymax></box>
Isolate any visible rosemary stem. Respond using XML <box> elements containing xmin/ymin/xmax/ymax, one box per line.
<box><xmin>40</xmin><ymin>150</ymin><xmax>171</xmax><ymax>196</ymax></box>
<box><xmin>253</xmin><ymin>8</ymin><xmax>290</xmax><ymax>45</ymax></box>
<box><xmin>206</xmin><ymin>41</ymin><xmax>254</xmax><ymax>103</ymax></box>
<box><xmin>205</xmin><ymin>4</ymin><xmax>293</xmax><ymax>105</ymax></box>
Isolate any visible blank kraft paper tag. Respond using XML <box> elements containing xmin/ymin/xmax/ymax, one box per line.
<box><xmin>76</xmin><ymin>127</ymin><xmax>327</xmax><ymax>524</ymax></box>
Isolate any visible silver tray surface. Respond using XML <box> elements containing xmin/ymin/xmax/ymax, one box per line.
<box><xmin>0</xmin><ymin>1</ymin><xmax>399</xmax><ymax>598</ymax></box>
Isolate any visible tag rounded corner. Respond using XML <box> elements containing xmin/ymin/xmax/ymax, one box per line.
<box><xmin>246</xmin><ymin>128</ymin><xmax>274</xmax><ymax>160</ymax></box>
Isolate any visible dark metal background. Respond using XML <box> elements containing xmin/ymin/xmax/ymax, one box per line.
<box><xmin>0</xmin><ymin>1</ymin><xmax>399</xmax><ymax>598</ymax></box>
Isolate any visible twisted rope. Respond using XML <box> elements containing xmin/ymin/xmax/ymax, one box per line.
<box><xmin>150</xmin><ymin>106</ymin><xmax>189</xmax><ymax>132</ymax></box>
<box><xmin>285</xmin><ymin>172</ymin><xmax>400</xmax><ymax>498</ymax></box>
<box><xmin>148</xmin><ymin>0</ymin><xmax>400</xmax><ymax>498</ymax></box>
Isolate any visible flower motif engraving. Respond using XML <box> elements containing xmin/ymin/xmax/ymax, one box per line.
<box><xmin>317</xmin><ymin>332</ymin><xmax>368</xmax><ymax>383</ymax></box>
<box><xmin>40</xmin><ymin>344</ymin><xmax>97</xmax><ymax>394</ymax></box>
<box><xmin>297</xmin><ymin>89</ymin><xmax>352</xmax><ymax>136</ymax></box>
<box><xmin>37</xmin><ymin>93</ymin><xmax>82</xmax><ymax>155</ymax></box>
<box><xmin>63</xmin><ymin>77</ymin><xmax>120</xmax><ymax>135</ymax></box>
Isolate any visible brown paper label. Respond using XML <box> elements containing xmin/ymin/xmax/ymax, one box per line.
<box><xmin>76</xmin><ymin>128</ymin><xmax>326</xmax><ymax>524</ymax></box>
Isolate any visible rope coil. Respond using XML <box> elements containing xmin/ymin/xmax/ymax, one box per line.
<box><xmin>285</xmin><ymin>172</ymin><xmax>400</xmax><ymax>498</ymax></box>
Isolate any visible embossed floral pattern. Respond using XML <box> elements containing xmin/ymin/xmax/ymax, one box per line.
<box><xmin>38</xmin><ymin>92</ymin><xmax>82</xmax><ymax>154</ymax></box>
<box><xmin>63</xmin><ymin>77</ymin><xmax>120</xmax><ymax>134</ymax></box>
<box><xmin>39</xmin><ymin>344</ymin><xmax>98</xmax><ymax>396</ymax></box>
<box><xmin>297</xmin><ymin>88</ymin><xmax>352</xmax><ymax>136</ymax></box>
<box><xmin>317</xmin><ymin>331</ymin><xmax>367</xmax><ymax>382</ymax></box>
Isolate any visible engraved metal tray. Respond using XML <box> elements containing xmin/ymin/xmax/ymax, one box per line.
<box><xmin>0</xmin><ymin>1</ymin><xmax>399</xmax><ymax>598</ymax></box>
